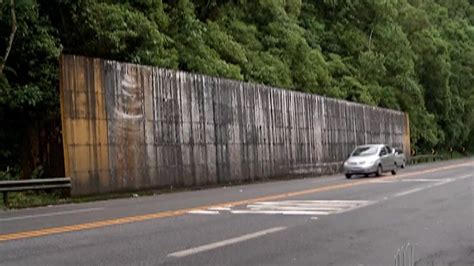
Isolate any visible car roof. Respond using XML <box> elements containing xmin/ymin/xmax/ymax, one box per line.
<box><xmin>356</xmin><ymin>144</ymin><xmax>385</xmax><ymax>148</ymax></box>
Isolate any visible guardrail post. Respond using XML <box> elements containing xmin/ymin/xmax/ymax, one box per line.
<box><xmin>3</xmin><ymin>192</ymin><xmax>8</xmax><ymax>208</ymax></box>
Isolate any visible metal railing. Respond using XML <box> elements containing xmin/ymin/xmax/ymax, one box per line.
<box><xmin>0</xmin><ymin>177</ymin><xmax>71</xmax><ymax>208</ymax></box>
<box><xmin>407</xmin><ymin>155</ymin><xmax>445</xmax><ymax>165</ymax></box>
<box><xmin>394</xmin><ymin>243</ymin><xmax>415</xmax><ymax>266</ymax></box>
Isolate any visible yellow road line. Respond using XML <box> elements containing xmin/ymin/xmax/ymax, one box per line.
<box><xmin>0</xmin><ymin>161</ymin><xmax>471</xmax><ymax>242</ymax></box>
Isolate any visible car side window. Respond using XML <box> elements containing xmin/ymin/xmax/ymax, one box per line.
<box><xmin>385</xmin><ymin>146</ymin><xmax>392</xmax><ymax>154</ymax></box>
<box><xmin>380</xmin><ymin>147</ymin><xmax>387</xmax><ymax>156</ymax></box>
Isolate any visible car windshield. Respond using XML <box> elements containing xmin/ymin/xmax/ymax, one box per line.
<box><xmin>351</xmin><ymin>146</ymin><xmax>379</xmax><ymax>156</ymax></box>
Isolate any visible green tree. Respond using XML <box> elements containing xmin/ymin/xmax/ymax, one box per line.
<box><xmin>2</xmin><ymin>0</ymin><xmax>474</xmax><ymax>179</ymax></box>
<box><xmin>1</xmin><ymin>0</ymin><xmax>61</xmax><ymax>178</ymax></box>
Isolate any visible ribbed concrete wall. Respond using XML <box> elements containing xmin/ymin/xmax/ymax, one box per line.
<box><xmin>60</xmin><ymin>55</ymin><xmax>410</xmax><ymax>196</ymax></box>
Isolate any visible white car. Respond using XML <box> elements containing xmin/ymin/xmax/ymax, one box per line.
<box><xmin>343</xmin><ymin>144</ymin><xmax>397</xmax><ymax>179</ymax></box>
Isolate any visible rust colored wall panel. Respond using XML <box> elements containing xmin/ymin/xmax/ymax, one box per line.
<box><xmin>60</xmin><ymin>55</ymin><xmax>410</xmax><ymax>196</ymax></box>
<box><xmin>60</xmin><ymin>55</ymin><xmax>110</xmax><ymax>195</ymax></box>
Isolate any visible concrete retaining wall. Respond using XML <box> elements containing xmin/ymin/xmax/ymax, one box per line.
<box><xmin>60</xmin><ymin>55</ymin><xmax>410</xmax><ymax>196</ymax></box>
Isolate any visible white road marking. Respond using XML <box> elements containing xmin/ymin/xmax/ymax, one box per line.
<box><xmin>255</xmin><ymin>200</ymin><xmax>368</xmax><ymax>205</ymax></box>
<box><xmin>208</xmin><ymin>207</ymin><xmax>231</xmax><ymax>211</ymax></box>
<box><xmin>432</xmin><ymin>179</ymin><xmax>455</xmax><ymax>186</ymax></box>
<box><xmin>246</xmin><ymin>205</ymin><xmax>341</xmax><ymax>211</ymax></box>
<box><xmin>0</xmin><ymin>208</ymin><xmax>104</xmax><ymax>222</ymax></box>
<box><xmin>369</xmin><ymin>180</ymin><xmax>396</xmax><ymax>184</ymax></box>
<box><xmin>370</xmin><ymin>178</ymin><xmax>445</xmax><ymax>184</ymax></box>
<box><xmin>310</xmin><ymin>217</ymin><xmax>319</xmax><ymax>220</ymax></box>
<box><xmin>393</xmin><ymin>175</ymin><xmax>472</xmax><ymax>198</ymax></box>
<box><xmin>394</xmin><ymin>187</ymin><xmax>426</xmax><ymax>197</ymax></box>
<box><xmin>400</xmin><ymin>178</ymin><xmax>445</xmax><ymax>182</ymax></box>
<box><xmin>189</xmin><ymin>200</ymin><xmax>372</xmax><ymax>217</ymax></box>
<box><xmin>168</xmin><ymin>226</ymin><xmax>287</xmax><ymax>258</ymax></box>
<box><xmin>234</xmin><ymin>200</ymin><xmax>371</xmax><ymax>216</ymax></box>
<box><xmin>230</xmin><ymin>210</ymin><xmax>331</xmax><ymax>215</ymax></box>
<box><xmin>187</xmin><ymin>210</ymin><xmax>220</xmax><ymax>215</ymax></box>
<box><xmin>187</xmin><ymin>175</ymin><xmax>472</xmax><ymax>218</ymax></box>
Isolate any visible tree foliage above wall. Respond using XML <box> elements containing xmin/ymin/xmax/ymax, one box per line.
<box><xmin>1</xmin><ymin>0</ymin><xmax>473</xmax><ymax>178</ymax></box>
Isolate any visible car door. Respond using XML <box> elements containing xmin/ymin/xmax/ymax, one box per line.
<box><xmin>379</xmin><ymin>147</ymin><xmax>389</xmax><ymax>170</ymax></box>
<box><xmin>385</xmin><ymin>145</ymin><xmax>395</xmax><ymax>170</ymax></box>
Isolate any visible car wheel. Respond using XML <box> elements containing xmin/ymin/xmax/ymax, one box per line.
<box><xmin>345</xmin><ymin>174</ymin><xmax>352</xmax><ymax>179</ymax></box>
<box><xmin>391</xmin><ymin>164</ymin><xmax>397</xmax><ymax>175</ymax></box>
<box><xmin>376</xmin><ymin>165</ymin><xmax>383</xmax><ymax>177</ymax></box>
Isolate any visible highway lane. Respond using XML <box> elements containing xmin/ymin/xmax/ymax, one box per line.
<box><xmin>0</xmin><ymin>159</ymin><xmax>472</xmax><ymax>265</ymax></box>
<box><xmin>0</xmin><ymin>159</ymin><xmax>470</xmax><ymax>234</ymax></box>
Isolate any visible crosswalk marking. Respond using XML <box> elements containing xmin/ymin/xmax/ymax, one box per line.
<box><xmin>230</xmin><ymin>210</ymin><xmax>331</xmax><ymax>215</ymax></box>
<box><xmin>250</xmin><ymin>200</ymin><xmax>369</xmax><ymax>205</ymax></box>
<box><xmin>246</xmin><ymin>205</ymin><xmax>341</xmax><ymax>211</ymax></box>
<box><xmin>187</xmin><ymin>200</ymin><xmax>372</xmax><ymax>216</ymax></box>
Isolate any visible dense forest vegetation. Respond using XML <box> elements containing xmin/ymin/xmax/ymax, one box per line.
<box><xmin>1</xmin><ymin>0</ymin><xmax>473</xmax><ymax>179</ymax></box>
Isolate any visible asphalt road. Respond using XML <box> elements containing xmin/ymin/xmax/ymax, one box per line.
<box><xmin>0</xmin><ymin>159</ymin><xmax>473</xmax><ymax>266</ymax></box>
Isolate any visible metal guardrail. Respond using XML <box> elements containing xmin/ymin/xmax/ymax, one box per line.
<box><xmin>394</xmin><ymin>243</ymin><xmax>415</xmax><ymax>266</ymax></box>
<box><xmin>0</xmin><ymin>177</ymin><xmax>71</xmax><ymax>208</ymax></box>
<box><xmin>407</xmin><ymin>155</ymin><xmax>445</xmax><ymax>165</ymax></box>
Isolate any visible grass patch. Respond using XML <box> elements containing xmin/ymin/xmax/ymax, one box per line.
<box><xmin>1</xmin><ymin>190</ymin><xmax>70</xmax><ymax>209</ymax></box>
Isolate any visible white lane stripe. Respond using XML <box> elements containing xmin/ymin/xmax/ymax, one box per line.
<box><xmin>208</xmin><ymin>207</ymin><xmax>231</xmax><ymax>211</ymax></box>
<box><xmin>187</xmin><ymin>210</ymin><xmax>220</xmax><ymax>215</ymax></box>
<box><xmin>394</xmin><ymin>187</ymin><xmax>426</xmax><ymax>197</ymax></box>
<box><xmin>0</xmin><ymin>208</ymin><xmax>104</xmax><ymax>222</ymax></box>
<box><xmin>393</xmin><ymin>175</ymin><xmax>472</xmax><ymax>198</ymax></box>
<box><xmin>230</xmin><ymin>210</ymin><xmax>330</xmax><ymax>215</ymax></box>
<box><xmin>370</xmin><ymin>178</ymin><xmax>460</xmax><ymax>184</ymax></box>
<box><xmin>369</xmin><ymin>180</ymin><xmax>396</xmax><ymax>183</ymax></box>
<box><xmin>168</xmin><ymin>226</ymin><xmax>287</xmax><ymax>258</ymax></box>
<box><xmin>401</xmin><ymin>179</ymin><xmax>445</xmax><ymax>182</ymax></box>
<box><xmin>281</xmin><ymin>211</ymin><xmax>327</xmax><ymax>216</ymax></box>
<box><xmin>271</xmin><ymin>200</ymin><xmax>369</xmax><ymax>203</ymax></box>
<box><xmin>255</xmin><ymin>200</ymin><xmax>368</xmax><ymax>205</ymax></box>
<box><xmin>249</xmin><ymin>203</ymin><xmax>365</xmax><ymax>208</ymax></box>
<box><xmin>432</xmin><ymin>179</ymin><xmax>455</xmax><ymax>187</ymax></box>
